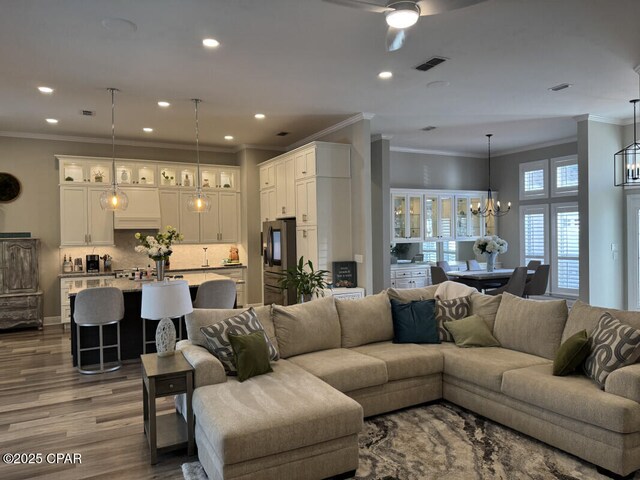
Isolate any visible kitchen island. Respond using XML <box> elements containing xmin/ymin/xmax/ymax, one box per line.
<box><xmin>68</xmin><ymin>273</ymin><xmax>233</xmax><ymax>367</ymax></box>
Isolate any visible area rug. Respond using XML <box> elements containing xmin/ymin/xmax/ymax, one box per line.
<box><xmin>183</xmin><ymin>402</ymin><xmax>640</xmax><ymax>479</ymax></box>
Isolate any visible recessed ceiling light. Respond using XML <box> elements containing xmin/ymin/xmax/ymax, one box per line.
<box><xmin>38</xmin><ymin>86</ymin><xmax>54</xmax><ymax>94</ymax></box>
<box><xmin>157</xmin><ymin>101</ymin><xmax>170</xmax><ymax>107</ymax></box>
<box><xmin>143</xmin><ymin>127</ymin><xmax>153</xmax><ymax>133</ymax></box>
<box><xmin>378</xmin><ymin>71</ymin><xmax>393</xmax><ymax>79</ymax></box>
<box><xmin>202</xmin><ymin>38</ymin><xmax>220</xmax><ymax>48</ymax></box>
<box><xmin>224</xmin><ymin>135</ymin><xmax>234</xmax><ymax>141</ymax></box>
<box><xmin>46</xmin><ymin>118</ymin><xmax>58</xmax><ymax>124</ymax></box>
<box><xmin>254</xmin><ymin>113</ymin><xmax>266</xmax><ymax>120</ymax></box>
<box><xmin>548</xmin><ymin>83</ymin><xmax>573</xmax><ymax>92</ymax></box>
<box><xmin>426</xmin><ymin>80</ymin><xmax>450</xmax><ymax>89</ymax></box>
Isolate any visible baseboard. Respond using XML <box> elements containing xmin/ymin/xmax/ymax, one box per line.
<box><xmin>44</xmin><ymin>315</ymin><xmax>61</xmax><ymax>326</ymax></box>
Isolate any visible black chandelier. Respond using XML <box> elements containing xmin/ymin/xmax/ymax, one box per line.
<box><xmin>614</xmin><ymin>99</ymin><xmax>640</xmax><ymax>187</ymax></box>
<box><xmin>470</xmin><ymin>134</ymin><xmax>511</xmax><ymax>218</ymax></box>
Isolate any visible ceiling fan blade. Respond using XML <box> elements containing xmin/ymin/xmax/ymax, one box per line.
<box><xmin>322</xmin><ymin>0</ymin><xmax>393</xmax><ymax>14</ymax></box>
<box><xmin>386</xmin><ymin>27</ymin><xmax>406</xmax><ymax>52</ymax></box>
<box><xmin>417</xmin><ymin>0</ymin><xmax>490</xmax><ymax>16</ymax></box>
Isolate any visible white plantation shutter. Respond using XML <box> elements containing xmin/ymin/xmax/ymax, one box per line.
<box><xmin>552</xmin><ymin>156</ymin><xmax>579</xmax><ymax>197</ymax></box>
<box><xmin>552</xmin><ymin>203</ymin><xmax>579</xmax><ymax>294</ymax></box>
<box><xmin>524</xmin><ymin>170</ymin><xmax>545</xmax><ymax>192</ymax></box>
<box><xmin>556</xmin><ymin>164</ymin><xmax>578</xmax><ymax>189</ymax></box>
<box><xmin>520</xmin><ymin>159</ymin><xmax>549</xmax><ymax>200</ymax></box>
<box><xmin>520</xmin><ymin>205</ymin><xmax>549</xmax><ymax>267</ymax></box>
<box><xmin>443</xmin><ymin>241</ymin><xmax>457</xmax><ymax>263</ymax></box>
<box><xmin>421</xmin><ymin>242</ymin><xmax>438</xmax><ymax>262</ymax></box>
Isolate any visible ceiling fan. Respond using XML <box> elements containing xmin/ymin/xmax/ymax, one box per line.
<box><xmin>323</xmin><ymin>0</ymin><xmax>490</xmax><ymax>51</ymax></box>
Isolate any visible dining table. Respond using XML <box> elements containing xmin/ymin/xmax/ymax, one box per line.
<box><xmin>446</xmin><ymin>268</ymin><xmax>535</xmax><ymax>291</ymax></box>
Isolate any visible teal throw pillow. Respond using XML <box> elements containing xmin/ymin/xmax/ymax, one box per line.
<box><xmin>444</xmin><ymin>315</ymin><xmax>500</xmax><ymax>348</ymax></box>
<box><xmin>228</xmin><ymin>331</ymin><xmax>273</xmax><ymax>382</ymax></box>
<box><xmin>553</xmin><ymin>329</ymin><xmax>590</xmax><ymax>376</ymax></box>
<box><xmin>390</xmin><ymin>298</ymin><xmax>440</xmax><ymax>344</ymax></box>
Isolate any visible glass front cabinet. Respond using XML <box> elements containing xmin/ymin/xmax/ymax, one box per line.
<box><xmin>392</xmin><ymin>192</ymin><xmax>423</xmax><ymax>243</ymax></box>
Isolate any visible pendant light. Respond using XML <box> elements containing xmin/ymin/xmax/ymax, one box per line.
<box><xmin>99</xmin><ymin>88</ymin><xmax>128</xmax><ymax>211</ymax></box>
<box><xmin>187</xmin><ymin>98</ymin><xmax>211</xmax><ymax>213</ymax></box>
<box><xmin>614</xmin><ymin>99</ymin><xmax>640</xmax><ymax>186</ymax></box>
<box><xmin>470</xmin><ymin>134</ymin><xmax>511</xmax><ymax>218</ymax></box>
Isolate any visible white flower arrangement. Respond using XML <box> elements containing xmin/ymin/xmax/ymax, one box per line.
<box><xmin>134</xmin><ymin>226</ymin><xmax>183</xmax><ymax>261</ymax></box>
<box><xmin>473</xmin><ymin>235</ymin><xmax>508</xmax><ymax>255</ymax></box>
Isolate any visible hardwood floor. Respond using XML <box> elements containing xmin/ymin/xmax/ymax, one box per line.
<box><xmin>0</xmin><ymin>325</ymin><xmax>191</xmax><ymax>480</ymax></box>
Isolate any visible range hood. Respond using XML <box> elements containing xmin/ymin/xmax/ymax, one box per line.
<box><xmin>114</xmin><ymin>187</ymin><xmax>161</xmax><ymax>229</ymax></box>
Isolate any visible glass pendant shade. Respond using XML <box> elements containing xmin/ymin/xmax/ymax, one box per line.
<box><xmin>614</xmin><ymin>99</ymin><xmax>640</xmax><ymax>186</ymax></box>
<box><xmin>470</xmin><ymin>134</ymin><xmax>511</xmax><ymax>218</ymax></box>
<box><xmin>187</xmin><ymin>188</ymin><xmax>211</xmax><ymax>213</ymax></box>
<box><xmin>99</xmin><ymin>185</ymin><xmax>129</xmax><ymax>211</ymax></box>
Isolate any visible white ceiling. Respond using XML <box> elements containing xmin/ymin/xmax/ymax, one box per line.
<box><xmin>0</xmin><ymin>0</ymin><xmax>639</xmax><ymax>156</ymax></box>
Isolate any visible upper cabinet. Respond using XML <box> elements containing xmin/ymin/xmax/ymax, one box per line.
<box><xmin>392</xmin><ymin>192</ymin><xmax>423</xmax><ymax>243</ymax></box>
<box><xmin>60</xmin><ymin>186</ymin><xmax>114</xmax><ymax>246</ymax></box>
<box><xmin>259</xmin><ymin>163</ymin><xmax>276</xmax><ymax>189</ymax></box>
<box><xmin>60</xmin><ymin>159</ymin><xmax>112</xmax><ymax>184</ymax></box>
<box><xmin>199</xmin><ymin>167</ymin><xmax>238</xmax><ymax>191</ymax></box>
<box><xmin>275</xmin><ymin>157</ymin><xmax>296</xmax><ymax>218</ymax></box>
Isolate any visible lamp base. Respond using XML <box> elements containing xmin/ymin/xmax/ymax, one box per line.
<box><xmin>155</xmin><ymin>317</ymin><xmax>176</xmax><ymax>357</ymax></box>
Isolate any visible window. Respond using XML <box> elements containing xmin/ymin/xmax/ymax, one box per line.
<box><xmin>519</xmin><ymin>159</ymin><xmax>549</xmax><ymax>200</ymax></box>
<box><xmin>421</xmin><ymin>241</ymin><xmax>438</xmax><ymax>263</ymax></box>
<box><xmin>551</xmin><ymin>155</ymin><xmax>578</xmax><ymax>197</ymax></box>
<box><xmin>442</xmin><ymin>241</ymin><xmax>457</xmax><ymax>263</ymax></box>
<box><xmin>420</xmin><ymin>241</ymin><xmax>456</xmax><ymax>263</ymax></box>
<box><xmin>519</xmin><ymin>205</ymin><xmax>549</xmax><ymax>267</ymax></box>
<box><xmin>552</xmin><ymin>203</ymin><xmax>580</xmax><ymax>295</ymax></box>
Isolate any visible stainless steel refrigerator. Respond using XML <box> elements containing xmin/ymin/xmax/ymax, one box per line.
<box><xmin>262</xmin><ymin>218</ymin><xmax>297</xmax><ymax>305</ymax></box>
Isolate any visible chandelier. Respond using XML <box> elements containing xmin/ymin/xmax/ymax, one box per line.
<box><xmin>614</xmin><ymin>99</ymin><xmax>640</xmax><ymax>187</ymax></box>
<box><xmin>470</xmin><ymin>134</ymin><xmax>510</xmax><ymax>218</ymax></box>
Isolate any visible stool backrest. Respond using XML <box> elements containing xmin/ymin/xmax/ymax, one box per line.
<box><xmin>74</xmin><ymin>287</ymin><xmax>124</xmax><ymax>326</ymax></box>
<box><xmin>430</xmin><ymin>266</ymin><xmax>449</xmax><ymax>285</ymax></box>
<box><xmin>503</xmin><ymin>267</ymin><xmax>528</xmax><ymax>297</ymax></box>
<box><xmin>194</xmin><ymin>279</ymin><xmax>237</xmax><ymax>309</ymax></box>
<box><xmin>524</xmin><ymin>264</ymin><xmax>550</xmax><ymax>296</ymax></box>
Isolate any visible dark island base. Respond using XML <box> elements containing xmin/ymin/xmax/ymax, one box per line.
<box><xmin>70</xmin><ymin>286</ymin><xmax>199</xmax><ymax>367</ymax></box>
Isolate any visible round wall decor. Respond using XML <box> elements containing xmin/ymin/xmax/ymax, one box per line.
<box><xmin>0</xmin><ymin>173</ymin><xmax>21</xmax><ymax>202</ymax></box>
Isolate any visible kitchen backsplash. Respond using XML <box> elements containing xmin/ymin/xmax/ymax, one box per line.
<box><xmin>59</xmin><ymin>230</ymin><xmax>241</xmax><ymax>272</ymax></box>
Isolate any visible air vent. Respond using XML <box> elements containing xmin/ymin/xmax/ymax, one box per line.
<box><xmin>548</xmin><ymin>83</ymin><xmax>572</xmax><ymax>92</ymax></box>
<box><xmin>415</xmin><ymin>56</ymin><xmax>447</xmax><ymax>72</ymax></box>
<box><xmin>276</xmin><ymin>131</ymin><xmax>290</xmax><ymax>137</ymax></box>
<box><xmin>422</xmin><ymin>126</ymin><xmax>436</xmax><ymax>132</ymax></box>
<box><xmin>80</xmin><ymin>110</ymin><xmax>96</xmax><ymax>117</ymax></box>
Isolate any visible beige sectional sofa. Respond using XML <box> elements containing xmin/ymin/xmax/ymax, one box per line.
<box><xmin>177</xmin><ymin>287</ymin><xmax>640</xmax><ymax>479</ymax></box>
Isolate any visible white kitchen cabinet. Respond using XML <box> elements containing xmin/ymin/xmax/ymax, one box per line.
<box><xmin>60</xmin><ymin>186</ymin><xmax>114</xmax><ymax>246</ymax></box>
<box><xmin>259</xmin><ymin>163</ymin><xmax>276</xmax><ymax>189</ymax></box>
<box><xmin>159</xmin><ymin>190</ymin><xmax>180</xmax><ymax>231</ymax></box>
<box><xmin>178</xmin><ymin>191</ymin><xmax>201</xmax><ymax>243</ymax></box>
<box><xmin>275</xmin><ymin>157</ymin><xmax>296</xmax><ymax>218</ymax></box>
<box><xmin>200</xmin><ymin>167</ymin><xmax>237</xmax><ymax>190</ymax></box>
<box><xmin>392</xmin><ymin>192</ymin><xmax>423</xmax><ymax>243</ymax></box>
<box><xmin>199</xmin><ymin>192</ymin><xmax>239</xmax><ymax>243</ymax></box>
<box><xmin>294</xmin><ymin>148</ymin><xmax>316</xmax><ymax>180</ymax></box>
<box><xmin>296</xmin><ymin>226</ymin><xmax>318</xmax><ymax>269</ymax></box>
<box><xmin>199</xmin><ymin>194</ymin><xmax>221</xmax><ymax>244</ymax></box>
<box><xmin>260</xmin><ymin>188</ymin><xmax>277</xmax><ymax>223</ymax></box>
<box><xmin>295</xmin><ymin>178</ymin><xmax>317</xmax><ymax>226</ymax></box>
<box><xmin>438</xmin><ymin>195</ymin><xmax>454</xmax><ymax>241</ymax></box>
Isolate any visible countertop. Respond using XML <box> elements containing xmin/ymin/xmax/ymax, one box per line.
<box><xmin>68</xmin><ymin>272</ymin><xmax>237</xmax><ymax>296</ymax></box>
<box><xmin>59</xmin><ymin>264</ymin><xmax>245</xmax><ymax>278</ymax></box>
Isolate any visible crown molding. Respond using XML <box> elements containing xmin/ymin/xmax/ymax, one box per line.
<box><xmin>233</xmin><ymin>144</ymin><xmax>286</xmax><ymax>153</ymax></box>
<box><xmin>572</xmin><ymin>114</ymin><xmax>627</xmax><ymax>125</ymax></box>
<box><xmin>390</xmin><ymin>145</ymin><xmax>485</xmax><ymax>159</ymax></box>
<box><xmin>287</xmin><ymin>113</ymin><xmax>375</xmax><ymax>150</ymax></box>
<box><xmin>371</xmin><ymin>134</ymin><xmax>393</xmax><ymax>142</ymax></box>
<box><xmin>495</xmin><ymin>136</ymin><xmax>577</xmax><ymax>157</ymax></box>
<box><xmin>0</xmin><ymin>130</ymin><xmax>236</xmax><ymax>153</ymax></box>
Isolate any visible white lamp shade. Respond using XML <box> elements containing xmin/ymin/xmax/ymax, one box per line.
<box><xmin>141</xmin><ymin>280</ymin><xmax>193</xmax><ymax>320</ymax></box>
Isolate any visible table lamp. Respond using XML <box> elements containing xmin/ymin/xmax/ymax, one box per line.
<box><xmin>141</xmin><ymin>280</ymin><xmax>193</xmax><ymax>357</ymax></box>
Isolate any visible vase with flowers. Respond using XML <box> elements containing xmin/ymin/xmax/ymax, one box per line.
<box><xmin>473</xmin><ymin>235</ymin><xmax>508</xmax><ymax>272</ymax></box>
<box><xmin>134</xmin><ymin>226</ymin><xmax>183</xmax><ymax>280</ymax></box>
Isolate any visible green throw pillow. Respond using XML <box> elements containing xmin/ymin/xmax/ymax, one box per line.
<box><xmin>554</xmin><ymin>329</ymin><xmax>591</xmax><ymax>376</ymax></box>
<box><xmin>444</xmin><ymin>315</ymin><xmax>500</xmax><ymax>348</ymax></box>
<box><xmin>228</xmin><ymin>331</ymin><xmax>273</xmax><ymax>382</ymax></box>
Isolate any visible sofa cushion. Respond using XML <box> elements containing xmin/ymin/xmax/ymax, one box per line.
<box><xmin>435</xmin><ymin>296</ymin><xmax>471</xmax><ymax>341</ymax></box>
<box><xmin>442</xmin><ymin>347</ymin><xmax>550</xmax><ymax>392</ymax></box>
<box><xmin>583</xmin><ymin>313</ymin><xmax>640</xmax><ymax>388</ymax></box>
<box><xmin>562</xmin><ymin>300</ymin><xmax>640</xmax><ymax>344</ymax></box>
<box><xmin>288</xmin><ymin>348</ymin><xmax>388</xmax><ymax>392</ymax></box>
<box><xmin>228</xmin><ymin>331</ymin><xmax>273</xmax><ymax>382</ymax></box>
<box><xmin>272</xmin><ymin>296</ymin><xmax>341</xmax><ymax>358</ymax></box>
<box><xmin>553</xmin><ymin>330</ymin><xmax>590</xmax><ymax>376</ymax></box>
<box><xmin>192</xmin><ymin>360</ymin><xmax>363</xmax><ymax>464</ymax></box>
<box><xmin>390</xmin><ymin>299</ymin><xmax>439</xmax><ymax>344</ymax></box>
<box><xmin>445</xmin><ymin>315</ymin><xmax>500</xmax><ymax>348</ymax></box>
<box><xmin>502</xmin><ymin>364</ymin><xmax>640</xmax><ymax>434</ymax></box>
<box><xmin>352</xmin><ymin>341</ymin><xmax>444</xmax><ymax>381</ymax></box>
<box><xmin>469</xmin><ymin>293</ymin><xmax>502</xmax><ymax>332</ymax></box>
<box><xmin>336</xmin><ymin>292</ymin><xmax>393</xmax><ymax>348</ymax></box>
<box><xmin>387</xmin><ymin>285</ymin><xmax>438</xmax><ymax>303</ymax></box>
<box><xmin>434</xmin><ymin>281</ymin><xmax>477</xmax><ymax>300</ymax></box>
<box><xmin>605</xmin><ymin>363</ymin><xmax>640</xmax><ymax>404</ymax></box>
<box><xmin>493</xmin><ymin>293</ymin><xmax>568</xmax><ymax>360</ymax></box>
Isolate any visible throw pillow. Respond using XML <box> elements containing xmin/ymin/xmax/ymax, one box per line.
<box><xmin>390</xmin><ymin>298</ymin><xmax>439</xmax><ymax>344</ymax></box>
<box><xmin>200</xmin><ymin>307</ymin><xmax>279</xmax><ymax>375</ymax></box>
<box><xmin>583</xmin><ymin>313</ymin><xmax>640</xmax><ymax>388</ymax></box>
<box><xmin>228</xmin><ymin>331</ymin><xmax>273</xmax><ymax>382</ymax></box>
<box><xmin>435</xmin><ymin>296</ymin><xmax>471</xmax><ymax>342</ymax></box>
<box><xmin>553</xmin><ymin>330</ymin><xmax>590</xmax><ymax>376</ymax></box>
<box><xmin>444</xmin><ymin>315</ymin><xmax>500</xmax><ymax>348</ymax></box>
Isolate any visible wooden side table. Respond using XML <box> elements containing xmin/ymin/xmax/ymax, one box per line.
<box><xmin>141</xmin><ymin>351</ymin><xmax>194</xmax><ymax>464</ymax></box>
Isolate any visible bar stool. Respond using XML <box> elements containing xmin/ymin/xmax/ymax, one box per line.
<box><xmin>193</xmin><ymin>279</ymin><xmax>237</xmax><ymax>309</ymax></box>
<box><xmin>74</xmin><ymin>287</ymin><xmax>124</xmax><ymax>374</ymax></box>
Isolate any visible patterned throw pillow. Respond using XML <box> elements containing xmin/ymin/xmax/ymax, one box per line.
<box><xmin>200</xmin><ymin>308</ymin><xmax>279</xmax><ymax>375</ymax></box>
<box><xmin>436</xmin><ymin>296</ymin><xmax>471</xmax><ymax>342</ymax></box>
<box><xmin>583</xmin><ymin>313</ymin><xmax>640</xmax><ymax>388</ymax></box>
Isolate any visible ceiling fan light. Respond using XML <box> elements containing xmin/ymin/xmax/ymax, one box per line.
<box><xmin>386</xmin><ymin>7</ymin><xmax>419</xmax><ymax>29</ymax></box>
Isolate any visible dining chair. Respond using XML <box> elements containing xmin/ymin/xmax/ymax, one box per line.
<box><xmin>430</xmin><ymin>266</ymin><xmax>449</xmax><ymax>285</ymax></box>
<box><xmin>523</xmin><ymin>264</ymin><xmax>550</xmax><ymax>298</ymax></box>
<box><xmin>466</xmin><ymin>259</ymin><xmax>481</xmax><ymax>271</ymax></box>
<box><xmin>194</xmin><ymin>279</ymin><xmax>237</xmax><ymax>309</ymax></box>
<box><xmin>485</xmin><ymin>267</ymin><xmax>528</xmax><ymax>297</ymax></box>
<box><xmin>526</xmin><ymin>260</ymin><xmax>542</xmax><ymax>271</ymax></box>
<box><xmin>74</xmin><ymin>287</ymin><xmax>124</xmax><ymax>374</ymax></box>
<box><xmin>436</xmin><ymin>260</ymin><xmax>451</xmax><ymax>272</ymax></box>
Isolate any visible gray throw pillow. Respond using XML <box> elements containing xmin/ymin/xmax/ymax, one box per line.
<box><xmin>200</xmin><ymin>307</ymin><xmax>279</xmax><ymax>375</ymax></box>
<box><xmin>583</xmin><ymin>312</ymin><xmax>640</xmax><ymax>388</ymax></box>
<box><xmin>435</xmin><ymin>296</ymin><xmax>471</xmax><ymax>342</ymax></box>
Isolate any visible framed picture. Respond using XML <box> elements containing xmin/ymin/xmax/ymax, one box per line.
<box><xmin>332</xmin><ymin>261</ymin><xmax>357</xmax><ymax>288</ymax></box>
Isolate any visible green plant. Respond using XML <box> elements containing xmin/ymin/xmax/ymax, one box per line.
<box><xmin>390</xmin><ymin>243</ymin><xmax>410</xmax><ymax>257</ymax></box>
<box><xmin>278</xmin><ymin>257</ymin><xmax>329</xmax><ymax>301</ymax></box>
